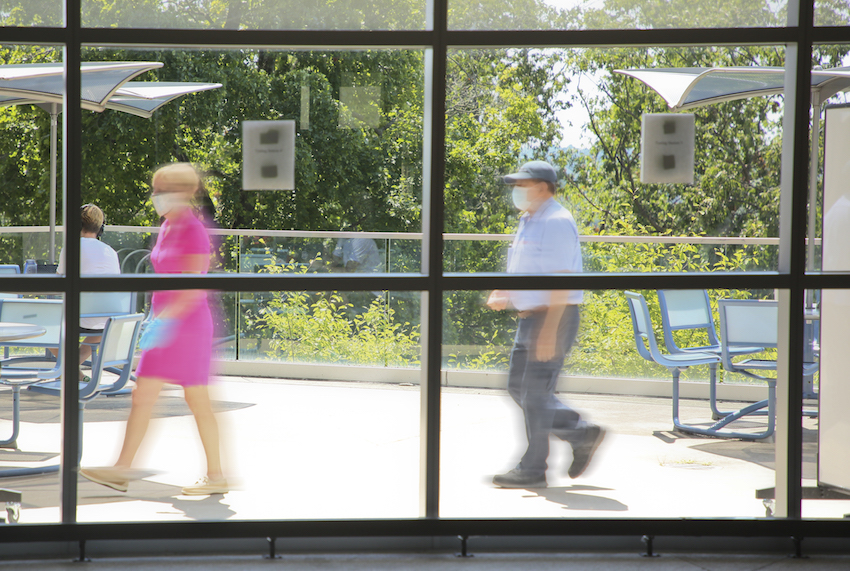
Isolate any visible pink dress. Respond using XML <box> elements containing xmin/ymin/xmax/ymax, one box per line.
<box><xmin>135</xmin><ymin>208</ymin><xmax>213</xmax><ymax>386</ymax></box>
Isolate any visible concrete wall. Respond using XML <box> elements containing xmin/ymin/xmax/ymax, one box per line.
<box><xmin>215</xmin><ymin>360</ymin><xmax>770</xmax><ymax>403</ymax></box>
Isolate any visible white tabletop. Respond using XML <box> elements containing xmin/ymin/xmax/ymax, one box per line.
<box><xmin>0</xmin><ymin>322</ymin><xmax>46</xmax><ymax>342</ymax></box>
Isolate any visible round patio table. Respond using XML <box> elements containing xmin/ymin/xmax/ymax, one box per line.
<box><xmin>0</xmin><ymin>322</ymin><xmax>46</xmax><ymax>342</ymax></box>
<box><xmin>0</xmin><ymin>321</ymin><xmax>54</xmax><ymax>487</ymax></box>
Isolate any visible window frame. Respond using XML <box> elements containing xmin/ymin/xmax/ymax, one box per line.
<box><xmin>0</xmin><ymin>0</ymin><xmax>846</xmax><ymax>544</ymax></box>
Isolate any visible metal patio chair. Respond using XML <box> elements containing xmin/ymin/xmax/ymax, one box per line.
<box><xmin>625</xmin><ymin>291</ymin><xmax>776</xmax><ymax>440</ymax></box>
<box><xmin>658</xmin><ymin>289</ymin><xmax>763</xmax><ymax>420</ymax></box>
<box><xmin>717</xmin><ymin>299</ymin><xmax>820</xmax><ymax>441</ymax></box>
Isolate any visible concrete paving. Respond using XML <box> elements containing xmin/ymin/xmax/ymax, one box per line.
<box><xmin>0</xmin><ymin>375</ymin><xmax>842</xmax><ymax>524</ymax></box>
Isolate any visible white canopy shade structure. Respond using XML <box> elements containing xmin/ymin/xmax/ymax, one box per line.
<box><xmin>614</xmin><ymin>65</ymin><xmax>850</xmax><ymax>273</ymax></box>
<box><xmin>615</xmin><ymin>66</ymin><xmax>850</xmax><ymax>111</ymax></box>
<box><xmin>0</xmin><ymin>62</ymin><xmax>222</xmax><ymax>262</ymax></box>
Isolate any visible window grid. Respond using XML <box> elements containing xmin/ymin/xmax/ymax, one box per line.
<box><xmin>0</xmin><ymin>0</ymin><xmax>845</xmax><ymax>542</ymax></box>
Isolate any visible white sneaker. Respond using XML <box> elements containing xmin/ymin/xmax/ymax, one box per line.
<box><xmin>181</xmin><ymin>476</ymin><xmax>229</xmax><ymax>496</ymax></box>
<box><xmin>80</xmin><ymin>466</ymin><xmax>131</xmax><ymax>493</ymax></box>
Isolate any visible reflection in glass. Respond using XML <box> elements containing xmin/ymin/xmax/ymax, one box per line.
<box><xmin>449</xmin><ymin>0</ymin><xmax>789</xmax><ymax>30</ymax></box>
<box><xmin>445</xmin><ymin>46</ymin><xmax>789</xmax><ymax>274</ymax></box>
<box><xmin>0</xmin><ymin>1</ymin><xmax>62</xmax><ymax>26</ymax></box>
<box><xmin>82</xmin><ymin>0</ymin><xmax>426</xmax><ymax>30</ymax></box>
<box><xmin>441</xmin><ymin>289</ymin><xmax>782</xmax><ymax>518</ymax></box>
<box><xmin>816</xmin><ymin>1</ymin><xmax>850</xmax><ymax>26</ymax></box>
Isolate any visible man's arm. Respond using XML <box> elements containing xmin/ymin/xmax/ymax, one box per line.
<box><xmin>486</xmin><ymin>289</ymin><xmax>509</xmax><ymax>311</ymax></box>
<box><xmin>535</xmin><ymin>288</ymin><xmax>570</xmax><ymax>361</ymax></box>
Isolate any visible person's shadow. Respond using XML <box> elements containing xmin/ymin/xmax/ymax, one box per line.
<box><xmin>168</xmin><ymin>494</ymin><xmax>236</xmax><ymax>521</ymax></box>
<box><xmin>78</xmin><ymin>477</ymin><xmax>236</xmax><ymax>521</ymax></box>
<box><xmin>522</xmin><ymin>485</ymin><xmax>628</xmax><ymax>512</ymax></box>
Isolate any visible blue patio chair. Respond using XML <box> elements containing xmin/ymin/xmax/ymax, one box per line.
<box><xmin>0</xmin><ymin>299</ymin><xmax>63</xmax><ymax>368</ymax></box>
<box><xmin>79</xmin><ymin>290</ymin><xmax>137</xmax><ymax>366</ymax></box>
<box><xmin>0</xmin><ymin>300</ymin><xmax>64</xmax><ymax>449</ymax></box>
<box><xmin>120</xmin><ymin>248</ymin><xmax>150</xmax><ymax>274</ymax></box>
<box><xmin>29</xmin><ymin>312</ymin><xmax>144</xmax><ymax>399</ymax></box>
<box><xmin>717</xmin><ymin>299</ymin><xmax>819</xmax><ymax>440</ymax></box>
<box><xmin>658</xmin><ymin>289</ymin><xmax>763</xmax><ymax>419</ymax></box>
<box><xmin>0</xmin><ymin>264</ymin><xmax>21</xmax><ymax>302</ymax></box>
<box><xmin>0</xmin><ymin>313</ymin><xmax>143</xmax><ymax>477</ymax></box>
<box><xmin>625</xmin><ymin>291</ymin><xmax>776</xmax><ymax>440</ymax></box>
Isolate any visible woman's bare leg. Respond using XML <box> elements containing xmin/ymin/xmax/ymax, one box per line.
<box><xmin>115</xmin><ymin>376</ymin><xmax>164</xmax><ymax>468</ymax></box>
<box><xmin>183</xmin><ymin>385</ymin><xmax>223</xmax><ymax>480</ymax></box>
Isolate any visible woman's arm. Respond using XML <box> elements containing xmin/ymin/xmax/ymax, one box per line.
<box><xmin>155</xmin><ymin>253</ymin><xmax>208</xmax><ymax>320</ymax></box>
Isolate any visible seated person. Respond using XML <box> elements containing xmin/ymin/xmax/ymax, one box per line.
<box><xmin>333</xmin><ymin>237</ymin><xmax>382</xmax><ymax>273</ymax></box>
<box><xmin>333</xmin><ymin>237</ymin><xmax>383</xmax><ymax>300</ymax></box>
<box><xmin>54</xmin><ymin>204</ymin><xmax>121</xmax><ymax>376</ymax></box>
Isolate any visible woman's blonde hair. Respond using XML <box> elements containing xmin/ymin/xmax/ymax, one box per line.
<box><xmin>152</xmin><ymin>163</ymin><xmax>201</xmax><ymax>193</ymax></box>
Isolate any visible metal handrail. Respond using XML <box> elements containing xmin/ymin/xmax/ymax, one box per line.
<box><xmin>0</xmin><ymin>224</ymin><xmax>811</xmax><ymax>246</ymax></box>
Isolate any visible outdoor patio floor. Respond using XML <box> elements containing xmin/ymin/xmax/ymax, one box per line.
<box><xmin>0</xmin><ymin>375</ymin><xmax>841</xmax><ymax>524</ymax></box>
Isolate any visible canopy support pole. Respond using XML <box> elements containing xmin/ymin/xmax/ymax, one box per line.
<box><xmin>49</xmin><ymin>103</ymin><xmax>58</xmax><ymax>264</ymax></box>
<box><xmin>806</xmin><ymin>90</ymin><xmax>821</xmax><ymax>285</ymax></box>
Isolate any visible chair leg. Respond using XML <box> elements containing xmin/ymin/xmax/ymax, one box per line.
<box><xmin>673</xmin><ymin>368</ymin><xmax>775</xmax><ymax>441</ymax></box>
<box><xmin>708</xmin><ymin>362</ymin><xmax>730</xmax><ymax>419</ymax></box>
<box><xmin>0</xmin><ymin>385</ymin><xmax>21</xmax><ymax>449</ymax></box>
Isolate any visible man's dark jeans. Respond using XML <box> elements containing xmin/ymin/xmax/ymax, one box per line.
<box><xmin>507</xmin><ymin>305</ymin><xmax>583</xmax><ymax>475</ymax></box>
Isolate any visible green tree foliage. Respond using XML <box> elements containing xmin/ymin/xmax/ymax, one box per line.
<box><xmin>79</xmin><ymin>0</ymin><xmax>424</xmax><ymax>29</ymax></box>
<box><xmin>264</xmin><ymin>291</ymin><xmax>420</xmax><ymax>367</ymax></box>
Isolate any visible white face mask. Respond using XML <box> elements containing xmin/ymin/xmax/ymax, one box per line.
<box><xmin>512</xmin><ymin>186</ymin><xmax>533</xmax><ymax>211</ymax></box>
<box><xmin>152</xmin><ymin>193</ymin><xmax>183</xmax><ymax>217</ymax></box>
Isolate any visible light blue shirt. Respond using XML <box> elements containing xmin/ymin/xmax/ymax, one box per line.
<box><xmin>506</xmin><ymin>197</ymin><xmax>583</xmax><ymax>310</ymax></box>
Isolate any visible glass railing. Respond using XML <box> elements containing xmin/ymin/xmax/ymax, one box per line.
<box><xmin>0</xmin><ymin>225</ymin><xmax>805</xmax><ymax>384</ymax></box>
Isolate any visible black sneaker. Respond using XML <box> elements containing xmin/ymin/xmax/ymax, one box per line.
<box><xmin>492</xmin><ymin>468</ymin><xmax>547</xmax><ymax>488</ymax></box>
<box><xmin>567</xmin><ymin>425</ymin><xmax>606</xmax><ymax>479</ymax></box>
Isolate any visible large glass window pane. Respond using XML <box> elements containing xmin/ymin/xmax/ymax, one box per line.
<box><xmin>449</xmin><ymin>0</ymin><xmax>789</xmax><ymax>30</ymax></box>
<box><xmin>441</xmin><ymin>288</ymin><xmax>782</xmax><ymax>517</ymax></box>
<box><xmin>445</xmin><ymin>46</ymin><xmax>786</xmax><ymax>274</ymax></box>
<box><xmin>73</xmin><ymin>289</ymin><xmax>420</xmax><ymax>522</ymax></box>
<box><xmin>81</xmin><ymin>0</ymin><xmax>426</xmax><ymax>30</ymax></box>
<box><xmin>0</xmin><ymin>1</ymin><xmax>62</xmax><ymax>27</ymax></box>
<box><xmin>816</xmin><ymin>1</ymin><xmax>850</xmax><ymax>26</ymax></box>
<box><xmin>0</xmin><ymin>293</ymin><xmax>64</xmax><ymax>524</ymax></box>
<box><xmin>0</xmin><ymin>46</ymin><xmax>64</xmax><ymax>273</ymax></box>
<box><xmin>77</xmin><ymin>48</ymin><xmax>423</xmax><ymax>277</ymax></box>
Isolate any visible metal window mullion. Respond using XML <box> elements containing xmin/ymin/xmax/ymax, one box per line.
<box><xmin>60</xmin><ymin>0</ymin><xmax>83</xmax><ymax>525</ymax></box>
<box><xmin>774</xmin><ymin>0</ymin><xmax>813</xmax><ymax>521</ymax></box>
<box><xmin>419</xmin><ymin>0</ymin><xmax>448</xmax><ymax>520</ymax></box>
<box><xmin>784</xmin><ymin>0</ymin><xmax>814</xmax><ymax>522</ymax></box>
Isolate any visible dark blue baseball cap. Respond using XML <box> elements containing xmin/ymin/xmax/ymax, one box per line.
<box><xmin>503</xmin><ymin>160</ymin><xmax>558</xmax><ymax>184</ymax></box>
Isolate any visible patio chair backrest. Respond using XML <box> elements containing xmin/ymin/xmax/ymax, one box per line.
<box><xmin>121</xmin><ymin>249</ymin><xmax>150</xmax><ymax>274</ymax></box>
<box><xmin>80</xmin><ymin>291</ymin><xmax>136</xmax><ymax>319</ymax></box>
<box><xmin>658</xmin><ymin>289</ymin><xmax>721</xmax><ymax>352</ymax></box>
<box><xmin>625</xmin><ymin>291</ymin><xmax>661</xmax><ymax>363</ymax></box>
<box><xmin>0</xmin><ymin>299</ymin><xmax>63</xmax><ymax>348</ymax></box>
<box><xmin>0</xmin><ymin>264</ymin><xmax>21</xmax><ymax>300</ymax></box>
<box><xmin>717</xmin><ymin>299</ymin><xmax>777</xmax><ymax>375</ymax></box>
<box><xmin>718</xmin><ymin>299</ymin><xmax>778</xmax><ymax>349</ymax></box>
<box><xmin>82</xmin><ymin>312</ymin><xmax>144</xmax><ymax>400</ymax></box>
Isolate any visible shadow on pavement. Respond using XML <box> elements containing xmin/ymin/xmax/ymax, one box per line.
<box><xmin>522</xmin><ymin>485</ymin><xmax>628</xmax><ymax>512</ymax></box>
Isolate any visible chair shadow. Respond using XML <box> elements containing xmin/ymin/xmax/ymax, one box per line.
<box><xmin>521</xmin><ymin>485</ymin><xmax>628</xmax><ymax>512</ymax></box>
<box><xmin>690</xmin><ymin>428</ymin><xmax>819</xmax><ymax>479</ymax></box>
